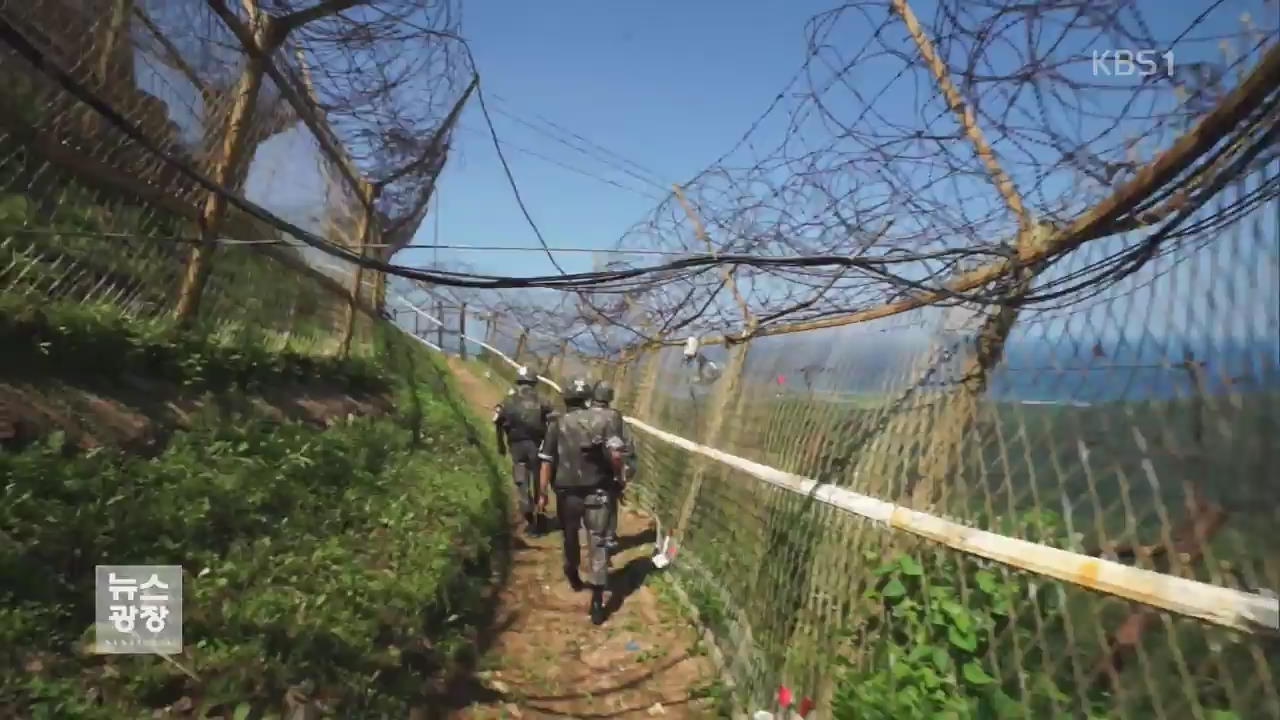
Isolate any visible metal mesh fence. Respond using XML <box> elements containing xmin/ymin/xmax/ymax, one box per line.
<box><xmin>0</xmin><ymin>0</ymin><xmax>446</xmax><ymax>361</ymax></box>
<box><xmin>5</xmin><ymin>1</ymin><xmax>1278</xmax><ymax>719</ymax></box>
<box><xmin>510</xmin><ymin>6</ymin><xmax>1280</xmax><ymax>717</ymax></box>
<box><xmin>597</xmin><ymin>169</ymin><xmax>1280</xmax><ymax>718</ymax></box>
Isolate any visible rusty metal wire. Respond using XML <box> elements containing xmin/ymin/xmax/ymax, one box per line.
<box><xmin>4</xmin><ymin>1</ymin><xmax>1278</xmax><ymax>719</ymax></box>
<box><xmin>600</xmin><ymin>154</ymin><xmax>1279</xmax><ymax>717</ymax></box>
<box><xmin>496</xmin><ymin>2</ymin><xmax>1280</xmax><ymax>717</ymax></box>
<box><xmin>0</xmin><ymin>0</ymin><xmax>470</xmax><ymax>357</ymax></box>
<box><xmin>536</xmin><ymin>0</ymin><xmax>1278</xmax><ymax>352</ymax></box>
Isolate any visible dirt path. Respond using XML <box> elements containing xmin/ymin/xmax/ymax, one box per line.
<box><xmin>444</xmin><ymin>358</ymin><xmax>720</xmax><ymax>719</ymax></box>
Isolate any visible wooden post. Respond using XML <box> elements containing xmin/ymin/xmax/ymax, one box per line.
<box><xmin>486</xmin><ymin>313</ymin><xmax>498</xmax><ymax>347</ymax></box>
<box><xmin>670</xmin><ymin>337</ymin><xmax>752</xmax><ymax>543</ymax></box>
<box><xmin>339</xmin><ymin>189</ymin><xmax>376</xmax><ymax>358</ymax></box>
<box><xmin>552</xmin><ymin>339</ymin><xmax>570</xmax><ymax>380</ymax></box>
<box><xmin>1182</xmin><ymin>351</ymin><xmax>1207</xmax><ymax>446</ymax></box>
<box><xmin>172</xmin><ymin>2</ymin><xmax>270</xmax><ymax>325</ymax></box>
<box><xmin>82</xmin><ymin>0</ymin><xmax>134</xmax><ymax>137</ymax></box>
<box><xmin>374</xmin><ymin>268</ymin><xmax>387</xmax><ymax>315</ymax></box>
<box><xmin>631</xmin><ymin>345</ymin><xmax>663</xmax><ymax>422</ymax></box>
<box><xmin>459</xmin><ymin>304</ymin><xmax>468</xmax><ymax>359</ymax></box>
<box><xmin>786</xmin><ymin>5</ymin><xmax>1045</xmax><ymax>714</ymax></box>
<box><xmin>672</xmin><ymin>184</ymin><xmax>754</xmax><ymax>329</ymax></box>
<box><xmin>414</xmin><ymin>311</ymin><xmax>421</xmax><ymax>337</ymax></box>
<box><xmin>889</xmin><ymin>0</ymin><xmax>1042</xmax><ymax>511</ymax></box>
<box><xmin>436</xmin><ymin>301</ymin><xmax>445</xmax><ymax>349</ymax></box>
<box><xmin>513</xmin><ymin>331</ymin><xmax>528</xmax><ymax>364</ymax></box>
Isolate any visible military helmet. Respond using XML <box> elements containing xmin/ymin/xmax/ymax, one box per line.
<box><xmin>514</xmin><ymin>365</ymin><xmax>537</xmax><ymax>385</ymax></box>
<box><xmin>592</xmin><ymin>381</ymin><xmax>614</xmax><ymax>404</ymax></box>
<box><xmin>562</xmin><ymin>376</ymin><xmax>594</xmax><ymax>404</ymax></box>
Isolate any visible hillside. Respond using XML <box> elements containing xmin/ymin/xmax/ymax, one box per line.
<box><xmin>0</xmin><ymin>306</ymin><xmax>509</xmax><ymax>719</ymax></box>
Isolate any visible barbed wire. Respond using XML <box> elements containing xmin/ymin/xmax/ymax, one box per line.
<box><xmin>5</xmin><ymin>0</ymin><xmax>1274</xmax><ymax>358</ymax></box>
<box><xmin>550</xmin><ymin>0</ymin><xmax>1280</xmax><ymax>354</ymax></box>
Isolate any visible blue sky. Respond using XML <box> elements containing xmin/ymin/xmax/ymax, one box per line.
<box><xmin>392</xmin><ymin>0</ymin><xmax>836</xmax><ymax>278</ymax></box>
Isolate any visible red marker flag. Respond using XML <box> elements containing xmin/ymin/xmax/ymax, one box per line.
<box><xmin>777</xmin><ymin>685</ymin><xmax>793</xmax><ymax>708</ymax></box>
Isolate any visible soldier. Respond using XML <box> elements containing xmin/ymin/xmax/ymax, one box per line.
<box><xmin>590</xmin><ymin>381</ymin><xmax>634</xmax><ymax>550</ymax></box>
<box><xmin>493</xmin><ymin>366</ymin><xmax>553</xmax><ymax>535</ymax></box>
<box><xmin>538</xmin><ymin>377</ymin><xmax>626</xmax><ymax>625</ymax></box>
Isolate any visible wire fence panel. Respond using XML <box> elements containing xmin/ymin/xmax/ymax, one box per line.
<box><xmin>4</xmin><ymin>1</ymin><xmax>1278</xmax><ymax>719</ymax></box>
<box><xmin>0</xmin><ymin>0</ymin><xmax>475</xmax><ymax>362</ymax></box>
<box><xmin>601</xmin><ymin>161</ymin><xmax>1280</xmax><ymax>717</ymax></box>
<box><xmin>392</xmin><ymin>176</ymin><xmax>1279</xmax><ymax>718</ymax></box>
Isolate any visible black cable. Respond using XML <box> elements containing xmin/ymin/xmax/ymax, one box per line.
<box><xmin>0</xmin><ymin>14</ymin><xmax>999</xmax><ymax>296</ymax></box>
<box><xmin>472</xmin><ymin>81</ymin><xmax>569</xmax><ymax>276</ymax></box>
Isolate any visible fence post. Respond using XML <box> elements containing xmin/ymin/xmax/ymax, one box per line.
<box><xmin>552</xmin><ymin>340</ymin><xmax>569</xmax><ymax>380</ymax></box>
<box><xmin>414</xmin><ymin>311</ymin><xmax>421</xmax><ymax>337</ymax></box>
<box><xmin>172</xmin><ymin>5</ymin><xmax>270</xmax><ymax>325</ymax></box>
<box><xmin>339</xmin><ymin>186</ymin><xmax>376</xmax><ymax>358</ymax></box>
<box><xmin>888</xmin><ymin>0</ymin><xmax>1044</xmax><ymax>512</ymax></box>
<box><xmin>82</xmin><ymin>0</ymin><xmax>134</xmax><ymax>137</ymax></box>
<box><xmin>631</xmin><ymin>345</ymin><xmax>664</xmax><ymax>422</ymax></box>
<box><xmin>907</xmin><ymin>227</ymin><xmax>1048</xmax><ymax>510</ymax></box>
<box><xmin>670</xmin><ymin>336</ymin><xmax>752</xmax><ymax>545</ymax></box>
<box><xmin>436</xmin><ymin>301</ymin><xmax>445</xmax><ymax>350</ymax></box>
<box><xmin>514</xmin><ymin>331</ymin><xmax>528</xmax><ymax>364</ymax></box>
<box><xmin>459</xmin><ymin>304</ymin><xmax>468</xmax><ymax>359</ymax></box>
<box><xmin>486</xmin><ymin>313</ymin><xmax>498</xmax><ymax>347</ymax></box>
<box><xmin>780</xmin><ymin>7</ymin><xmax>1048</xmax><ymax>713</ymax></box>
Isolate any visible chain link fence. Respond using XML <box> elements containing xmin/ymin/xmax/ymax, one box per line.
<box><xmin>1</xmin><ymin>0</ymin><xmax>466</xmax><ymax>363</ymax></box>
<box><xmin>447</xmin><ymin>18</ymin><xmax>1280</xmax><ymax>720</ymax></box>
<box><xmin>592</xmin><ymin>111</ymin><xmax>1280</xmax><ymax>720</ymax></box>
<box><xmin>607</xmin><ymin>196</ymin><xmax>1279</xmax><ymax>717</ymax></box>
<box><xmin>5</xmin><ymin>1</ymin><xmax>1278</xmax><ymax>719</ymax></box>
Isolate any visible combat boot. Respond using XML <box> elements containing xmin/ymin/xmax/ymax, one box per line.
<box><xmin>589</xmin><ymin>589</ymin><xmax>606</xmax><ymax>625</ymax></box>
<box><xmin>565</xmin><ymin>568</ymin><xmax>585</xmax><ymax>592</ymax></box>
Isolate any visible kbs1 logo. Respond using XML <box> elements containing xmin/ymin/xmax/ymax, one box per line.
<box><xmin>1092</xmin><ymin>50</ymin><xmax>1174</xmax><ymax>77</ymax></box>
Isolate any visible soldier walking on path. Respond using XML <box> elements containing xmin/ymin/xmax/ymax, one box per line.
<box><xmin>590</xmin><ymin>381</ymin><xmax>634</xmax><ymax>550</ymax></box>
<box><xmin>538</xmin><ymin>377</ymin><xmax>627</xmax><ymax>625</ymax></box>
<box><xmin>494</xmin><ymin>366</ymin><xmax>553</xmax><ymax>535</ymax></box>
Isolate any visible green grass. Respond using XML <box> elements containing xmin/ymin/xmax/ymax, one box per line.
<box><xmin>0</xmin><ymin>296</ymin><xmax>386</xmax><ymax>395</ymax></box>
<box><xmin>1</xmin><ymin>190</ymin><xmax>365</xmax><ymax>360</ymax></box>
<box><xmin>0</xmin><ymin>304</ymin><xmax>509</xmax><ymax>718</ymax></box>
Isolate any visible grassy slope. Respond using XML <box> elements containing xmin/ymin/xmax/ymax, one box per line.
<box><xmin>0</xmin><ymin>306</ymin><xmax>508</xmax><ymax>719</ymax></box>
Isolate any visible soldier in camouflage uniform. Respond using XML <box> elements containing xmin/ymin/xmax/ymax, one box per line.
<box><xmin>538</xmin><ymin>377</ymin><xmax>627</xmax><ymax>625</ymax></box>
<box><xmin>494</xmin><ymin>366</ymin><xmax>553</xmax><ymax>535</ymax></box>
<box><xmin>590</xmin><ymin>381</ymin><xmax>634</xmax><ymax>550</ymax></box>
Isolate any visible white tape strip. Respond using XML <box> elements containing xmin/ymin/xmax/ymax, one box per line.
<box><xmin>391</xmin><ymin>296</ymin><xmax>1280</xmax><ymax>634</ymax></box>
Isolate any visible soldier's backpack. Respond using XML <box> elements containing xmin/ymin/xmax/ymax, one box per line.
<box><xmin>553</xmin><ymin>408</ymin><xmax>613</xmax><ymax>489</ymax></box>
<box><xmin>504</xmin><ymin>389</ymin><xmax>547</xmax><ymax>440</ymax></box>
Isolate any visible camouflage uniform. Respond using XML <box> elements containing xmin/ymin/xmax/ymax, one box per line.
<box><xmin>590</xmin><ymin>382</ymin><xmax>634</xmax><ymax>548</ymax></box>
<box><xmin>494</xmin><ymin>379</ymin><xmax>552</xmax><ymax>530</ymax></box>
<box><xmin>539</xmin><ymin>378</ymin><xmax>625</xmax><ymax>623</ymax></box>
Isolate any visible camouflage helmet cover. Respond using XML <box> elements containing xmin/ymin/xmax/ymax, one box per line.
<box><xmin>592</xmin><ymin>381</ymin><xmax>614</xmax><ymax>404</ymax></box>
<box><xmin>563</xmin><ymin>376</ymin><xmax>594</xmax><ymax>404</ymax></box>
